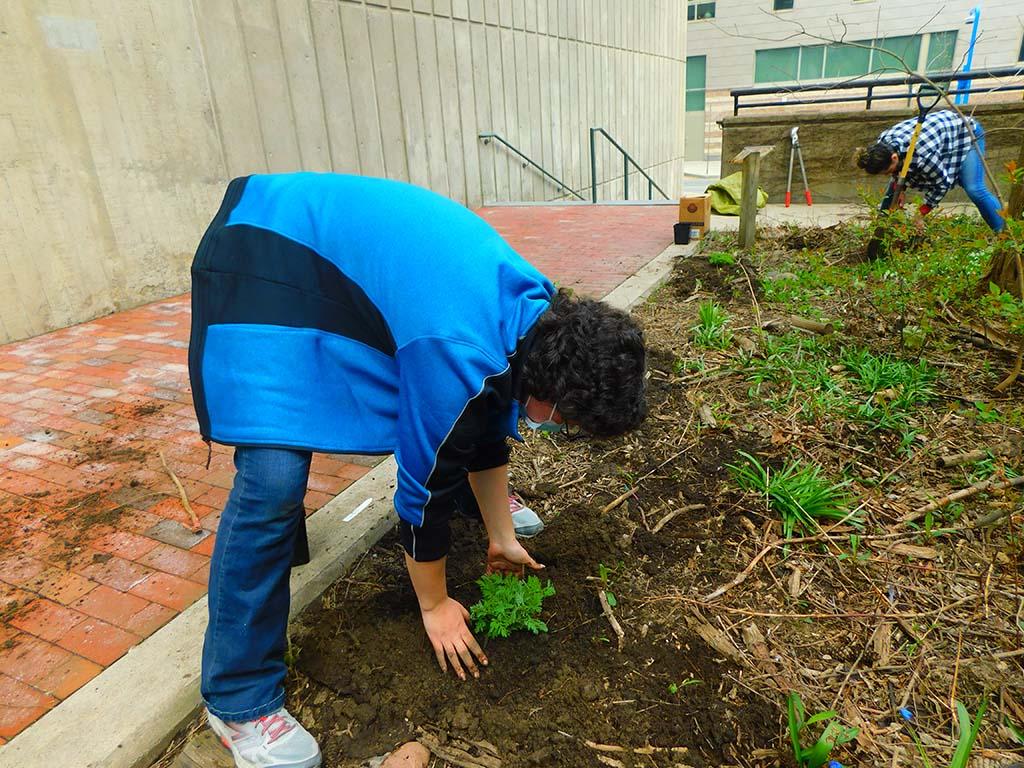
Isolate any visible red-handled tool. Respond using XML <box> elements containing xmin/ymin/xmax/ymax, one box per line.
<box><xmin>785</xmin><ymin>126</ymin><xmax>812</xmax><ymax>207</ymax></box>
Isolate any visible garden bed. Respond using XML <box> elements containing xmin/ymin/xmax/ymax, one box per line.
<box><xmin>281</xmin><ymin>215</ymin><xmax>1024</xmax><ymax>768</ymax></box>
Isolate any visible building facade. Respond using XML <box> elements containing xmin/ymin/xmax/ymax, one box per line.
<box><xmin>684</xmin><ymin>0</ymin><xmax>1024</xmax><ymax>161</ymax></box>
<box><xmin>1</xmin><ymin>1</ymin><xmax>686</xmax><ymax>344</ymax></box>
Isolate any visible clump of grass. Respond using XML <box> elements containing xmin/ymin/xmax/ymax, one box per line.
<box><xmin>692</xmin><ymin>301</ymin><xmax>733</xmax><ymax>349</ymax></box>
<box><xmin>729</xmin><ymin>452</ymin><xmax>855</xmax><ymax>540</ymax></box>
<box><xmin>839</xmin><ymin>348</ymin><xmax>936</xmax><ymax>432</ymax></box>
<box><xmin>707</xmin><ymin>250</ymin><xmax>736</xmax><ymax>266</ymax></box>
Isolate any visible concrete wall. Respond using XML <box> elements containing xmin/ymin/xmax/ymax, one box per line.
<box><xmin>0</xmin><ymin>1</ymin><xmax>686</xmax><ymax>345</ymax></box>
<box><xmin>719</xmin><ymin>102</ymin><xmax>1024</xmax><ymax>203</ymax></box>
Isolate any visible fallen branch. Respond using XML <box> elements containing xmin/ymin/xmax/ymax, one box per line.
<box><xmin>904</xmin><ymin>475</ymin><xmax>1024</xmax><ymax>522</ymax></box>
<box><xmin>598</xmin><ymin>588</ymin><xmax>625</xmax><ymax>651</ymax></box>
<box><xmin>763</xmin><ymin>315</ymin><xmax>834</xmax><ymax>335</ymax></box>
<box><xmin>159</xmin><ymin>450</ymin><xmax>201</xmax><ymax>532</ymax></box>
<box><xmin>600</xmin><ymin>487</ymin><xmax>636</xmax><ymax>515</ymax></box>
<box><xmin>650</xmin><ymin>503</ymin><xmax>706</xmax><ymax>534</ymax></box>
<box><xmin>934</xmin><ymin>442</ymin><xmax>1017</xmax><ymax>468</ymax></box>
<box><xmin>584</xmin><ymin>741</ymin><xmax>690</xmax><ymax>755</ymax></box>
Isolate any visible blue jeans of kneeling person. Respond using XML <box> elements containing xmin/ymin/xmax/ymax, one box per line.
<box><xmin>202</xmin><ymin>446</ymin><xmax>313</xmax><ymax>721</ymax></box>
<box><xmin>960</xmin><ymin>125</ymin><xmax>1005</xmax><ymax>233</ymax></box>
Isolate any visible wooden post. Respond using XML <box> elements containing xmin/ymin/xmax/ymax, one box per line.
<box><xmin>739</xmin><ymin>152</ymin><xmax>762</xmax><ymax>250</ymax></box>
<box><xmin>732</xmin><ymin>144</ymin><xmax>774</xmax><ymax>251</ymax></box>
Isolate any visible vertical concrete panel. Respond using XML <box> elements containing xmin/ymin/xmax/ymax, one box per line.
<box><xmin>339</xmin><ymin>2</ymin><xmax>386</xmax><ymax>176</ymax></box>
<box><xmin>452</xmin><ymin>18</ymin><xmax>483</xmax><ymax>206</ymax></box>
<box><xmin>193</xmin><ymin>0</ymin><xmax>267</xmax><ymax>175</ymax></box>
<box><xmin>415</xmin><ymin>14</ymin><xmax>452</xmax><ymax>197</ymax></box>
<box><xmin>525</xmin><ymin>28</ymin><xmax>543</xmax><ymax>198</ymax></box>
<box><xmin>435</xmin><ymin>14</ymin><xmax>467</xmax><ymax>201</ymax></box>
<box><xmin>366</xmin><ymin>8</ymin><xmax>409</xmax><ymax>181</ymax></box>
<box><xmin>499</xmin><ymin>25</ymin><xmax>524</xmax><ymax>199</ymax></box>
<box><xmin>469</xmin><ymin>21</ymin><xmax>496</xmax><ymax>203</ymax></box>
<box><xmin>309</xmin><ymin>0</ymin><xmax>360</xmax><ymax>173</ymax></box>
<box><xmin>275</xmin><ymin>0</ymin><xmax>331</xmax><ymax>171</ymax></box>
<box><xmin>483</xmin><ymin>24</ymin><xmax>510</xmax><ymax>201</ymax></box>
<box><xmin>392</xmin><ymin>12</ymin><xmax>430</xmax><ymax>187</ymax></box>
<box><xmin>236</xmin><ymin>0</ymin><xmax>302</xmax><ymax>171</ymax></box>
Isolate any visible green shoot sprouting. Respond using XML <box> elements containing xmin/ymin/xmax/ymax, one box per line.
<box><xmin>787</xmin><ymin>692</ymin><xmax>858</xmax><ymax>768</ymax></box>
<box><xmin>692</xmin><ymin>301</ymin><xmax>733</xmax><ymax>349</ymax></box>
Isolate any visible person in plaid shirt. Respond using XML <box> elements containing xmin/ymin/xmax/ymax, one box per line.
<box><xmin>858</xmin><ymin>109</ymin><xmax>1005</xmax><ymax>232</ymax></box>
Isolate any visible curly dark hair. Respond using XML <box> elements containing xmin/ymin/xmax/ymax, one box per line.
<box><xmin>857</xmin><ymin>142</ymin><xmax>896</xmax><ymax>174</ymax></box>
<box><xmin>521</xmin><ymin>290</ymin><xmax>647</xmax><ymax>437</ymax></box>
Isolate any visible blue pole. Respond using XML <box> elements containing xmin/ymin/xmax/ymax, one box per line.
<box><xmin>955</xmin><ymin>6</ymin><xmax>981</xmax><ymax>105</ymax></box>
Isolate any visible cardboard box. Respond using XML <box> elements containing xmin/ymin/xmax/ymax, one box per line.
<box><xmin>678</xmin><ymin>195</ymin><xmax>711</xmax><ymax>238</ymax></box>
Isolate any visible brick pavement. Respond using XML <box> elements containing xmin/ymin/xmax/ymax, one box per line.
<box><xmin>0</xmin><ymin>203</ymin><xmax>675</xmax><ymax>740</ymax></box>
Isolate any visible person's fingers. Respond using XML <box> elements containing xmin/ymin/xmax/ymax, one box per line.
<box><xmin>431</xmin><ymin>641</ymin><xmax>447</xmax><ymax>674</ymax></box>
<box><xmin>454</xmin><ymin>639</ymin><xmax>479</xmax><ymax>679</ymax></box>
<box><xmin>524</xmin><ymin>555</ymin><xmax>545</xmax><ymax>570</ymax></box>
<box><xmin>463</xmin><ymin>629</ymin><xmax>488</xmax><ymax>667</ymax></box>
<box><xmin>445</xmin><ymin>643</ymin><xmax>467</xmax><ymax>681</ymax></box>
<box><xmin>460</xmin><ymin>603</ymin><xmax>470</xmax><ymax>621</ymax></box>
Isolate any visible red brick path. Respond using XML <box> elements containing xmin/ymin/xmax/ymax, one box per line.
<box><xmin>0</xmin><ymin>204</ymin><xmax>674</xmax><ymax>739</ymax></box>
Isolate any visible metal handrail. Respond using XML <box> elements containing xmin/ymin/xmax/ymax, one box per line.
<box><xmin>589</xmin><ymin>127</ymin><xmax>670</xmax><ymax>203</ymax></box>
<box><xmin>731</xmin><ymin>64</ymin><xmax>1024</xmax><ymax>115</ymax></box>
<box><xmin>478</xmin><ymin>132</ymin><xmax>587</xmax><ymax>201</ymax></box>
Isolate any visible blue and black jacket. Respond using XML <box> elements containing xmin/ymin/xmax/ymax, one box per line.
<box><xmin>188</xmin><ymin>173</ymin><xmax>555</xmax><ymax>561</ymax></box>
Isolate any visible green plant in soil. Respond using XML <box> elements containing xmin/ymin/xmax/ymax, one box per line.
<box><xmin>707</xmin><ymin>250</ymin><xmax>736</xmax><ymax>266</ymax></box>
<box><xmin>469</xmin><ymin>573</ymin><xmax>555</xmax><ymax>639</ymax></box>
<box><xmin>729</xmin><ymin>452</ymin><xmax>855</xmax><ymax>541</ymax></box>
<box><xmin>786</xmin><ymin>692</ymin><xmax>858</xmax><ymax>768</ymax></box>
<box><xmin>839</xmin><ymin>348</ymin><xmax>936</xmax><ymax>433</ymax></box>
<box><xmin>898</xmin><ymin>700</ymin><xmax>987</xmax><ymax>768</ymax></box>
<box><xmin>692</xmin><ymin>301</ymin><xmax>733</xmax><ymax>349</ymax></box>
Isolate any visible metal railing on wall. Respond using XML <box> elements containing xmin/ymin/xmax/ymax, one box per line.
<box><xmin>478</xmin><ymin>132</ymin><xmax>587</xmax><ymax>201</ymax></box>
<box><xmin>730</xmin><ymin>64</ymin><xmax>1024</xmax><ymax>115</ymax></box>
<box><xmin>589</xmin><ymin>127</ymin><xmax>669</xmax><ymax>203</ymax></box>
<box><xmin>478</xmin><ymin>130</ymin><xmax>670</xmax><ymax>204</ymax></box>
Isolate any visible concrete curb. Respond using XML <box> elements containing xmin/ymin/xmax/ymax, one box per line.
<box><xmin>0</xmin><ymin>239</ymin><xmax>690</xmax><ymax>768</ymax></box>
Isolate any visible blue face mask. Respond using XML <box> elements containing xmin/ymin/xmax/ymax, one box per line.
<box><xmin>522</xmin><ymin>398</ymin><xmax>564</xmax><ymax>433</ymax></box>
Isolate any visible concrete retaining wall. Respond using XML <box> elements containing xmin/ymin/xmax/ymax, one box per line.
<box><xmin>719</xmin><ymin>102</ymin><xmax>1024</xmax><ymax>205</ymax></box>
<box><xmin>0</xmin><ymin>1</ymin><xmax>686</xmax><ymax>344</ymax></box>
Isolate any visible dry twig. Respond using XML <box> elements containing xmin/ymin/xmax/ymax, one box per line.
<box><xmin>598</xmin><ymin>588</ymin><xmax>625</xmax><ymax>651</ymax></box>
<box><xmin>159</xmin><ymin>450</ymin><xmax>201</xmax><ymax>532</ymax></box>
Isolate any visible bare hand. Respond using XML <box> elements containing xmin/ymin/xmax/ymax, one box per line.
<box><xmin>486</xmin><ymin>539</ymin><xmax>545</xmax><ymax>576</ymax></box>
<box><xmin>420</xmin><ymin>598</ymin><xmax>487</xmax><ymax>680</ymax></box>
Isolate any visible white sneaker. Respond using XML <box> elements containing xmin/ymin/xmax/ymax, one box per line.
<box><xmin>207</xmin><ymin>707</ymin><xmax>322</xmax><ymax>768</ymax></box>
<box><xmin>510</xmin><ymin>493</ymin><xmax>544</xmax><ymax>538</ymax></box>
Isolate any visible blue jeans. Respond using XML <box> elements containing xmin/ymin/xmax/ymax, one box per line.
<box><xmin>960</xmin><ymin>126</ymin><xmax>1005</xmax><ymax>233</ymax></box>
<box><xmin>202</xmin><ymin>447</ymin><xmax>312</xmax><ymax>721</ymax></box>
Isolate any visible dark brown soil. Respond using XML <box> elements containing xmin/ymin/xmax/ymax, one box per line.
<box><xmin>286</xmin><ymin>347</ymin><xmax>779</xmax><ymax>767</ymax></box>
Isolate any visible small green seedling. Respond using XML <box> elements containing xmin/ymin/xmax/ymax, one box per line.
<box><xmin>470</xmin><ymin>573</ymin><xmax>555</xmax><ymax>639</ymax></box>
<box><xmin>707</xmin><ymin>250</ymin><xmax>736</xmax><ymax>266</ymax></box>
<box><xmin>668</xmin><ymin>678</ymin><xmax>701</xmax><ymax>695</ymax></box>
<box><xmin>692</xmin><ymin>301</ymin><xmax>733</xmax><ymax>349</ymax></box>
<box><xmin>597</xmin><ymin>562</ymin><xmax>617</xmax><ymax>607</ymax></box>
<box><xmin>787</xmin><ymin>692</ymin><xmax>858</xmax><ymax>768</ymax></box>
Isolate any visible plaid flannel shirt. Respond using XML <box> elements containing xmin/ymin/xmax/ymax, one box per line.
<box><xmin>877</xmin><ymin>110</ymin><xmax>978</xmax><ymax>208</ymax></box>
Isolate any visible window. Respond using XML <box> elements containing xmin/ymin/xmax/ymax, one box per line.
<box><xmin>685</xmin><ymin>56</ymin><xmax>707</xmax><ymax>111</ymax></box>
<box><xmin>687</xmin><ymin>0</ymin><xmax>715</xmax><ymax>21</ymax></box>
<box><xmin>926</xmin><ymin>30</ymin><xmax>957</xmax><ymax>71</ymax></box>
<box><xmin>773</xmin><ymin>0</ymin><xmax>794</xmax><ymax>9</ymax></box>
<box><xmin>753</xmin><ymin>31</ymin><xmax>957</xmax><ymax>84</ymax></box>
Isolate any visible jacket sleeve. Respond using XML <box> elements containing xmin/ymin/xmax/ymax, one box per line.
<box><xmin>911</xmin><ymin>122</ymin><xmax>956</xmax><ymax>207</ymax></box>
<box><xmin>394</xmin><ymin>336</ymin><xmax>512</xmax><ymax>561</ymax></box>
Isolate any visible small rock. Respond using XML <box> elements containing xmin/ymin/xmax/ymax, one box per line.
<box><xmin>381</xmin><ymin>741</ymin><xmax>430</xmax><ymax>768</ymax></box>
<box><xmin>580</xmin><ymin>681</ymin><xmax>601</xmax><ymax>702</ymax></box>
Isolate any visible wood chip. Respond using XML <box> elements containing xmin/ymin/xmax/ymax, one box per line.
<box><xmin>687</xmin><ymin>613</ymin><xmax>744</xmax><ymax>665</ymax></box>
<box><xmin>887</xmin><ymin>543</ymin><xmax>938</xmax><ymax>560</ymax></box>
